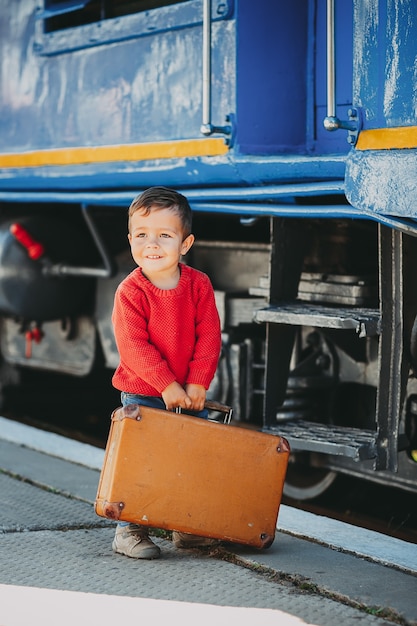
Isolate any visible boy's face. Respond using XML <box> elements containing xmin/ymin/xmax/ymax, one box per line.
<box><xmin>128</xmin><ymin>207</ymin><xmax>194</xmax><ymax>282</ymax></box>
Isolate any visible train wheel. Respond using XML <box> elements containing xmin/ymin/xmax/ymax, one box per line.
<box><xmin>283</xmin><ymin>453</ymin><xmax>338</xmax><ymax>501</ymax></box>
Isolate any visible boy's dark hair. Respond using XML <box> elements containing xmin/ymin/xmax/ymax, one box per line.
<box><xmin>128</xmin><ymin>186</ymin><xmax>192</xmax><ymax>237</ymax></box>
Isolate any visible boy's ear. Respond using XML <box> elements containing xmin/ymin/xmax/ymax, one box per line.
<box><xmin>128</xmin><ymin>232</ymin><xmax>132</xmax><ymax>244</ymax></box>
<box><xmin>181</xmin><ymin>233</ymin><xmax>195</xmax><ymax>255</ymax></box>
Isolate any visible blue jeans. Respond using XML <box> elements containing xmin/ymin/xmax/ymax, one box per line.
<box><xmin>118</xmin><ymin>391</ymin><xmax>208</xmax><ymax>529</ymax></box>
<box><xmin>120</xmin><ymin>392</ymin><xmax>209</xmax><ymax>419</ymax></box>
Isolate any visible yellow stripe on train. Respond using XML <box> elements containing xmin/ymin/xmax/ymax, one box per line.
<box><xmin>356</xmin><ymin>126</ymin><xmax>417</xmax><ymax>150</ymax></box>
<box><xmin>0</xmin><ymin>138</ymin><xmax>229</xmax><ymax>168</ymax></box>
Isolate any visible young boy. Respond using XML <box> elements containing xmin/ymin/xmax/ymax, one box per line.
<box><xmin>111</xmin><ymin>186</ymin><xmax>222</xmax><ymax>559</ymax></box>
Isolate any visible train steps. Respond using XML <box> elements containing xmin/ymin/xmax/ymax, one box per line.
<box><xmin>255</xmin><ymin>303</ymin><xmax>381</xmax><ymax>461</ymax></box>
<box><xmin>254</xmin><ymin>303</ymin><xmax>381</xmax><ymax>338</ymax></box>
<box><xmin>263</xmin><ymin>421</ymin><xmax>377</xmax><ymax>461</ymax></box>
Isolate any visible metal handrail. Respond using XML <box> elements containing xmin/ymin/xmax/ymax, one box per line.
<box><xmin>201</xmin><ymin>0</ymin><xmax>211</xmax><ymax>134</ymax></box>
<box><xmin>323</xmin><ymin>0</ymin><xmax>359</xmax><ymax>139</ymax></box>
<box><xmin>326</xmin><ymin>0</ymin><xmax>336</xmax><ymax>122</ymax></box>
<box><xmin>200</xmin><ymin>0</ymin><xmax>231</xmax><ymax>138</ymax></box>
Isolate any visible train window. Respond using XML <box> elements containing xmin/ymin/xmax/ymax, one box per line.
<box><xmin>42</xmin><ymin>0</ymin><xmax>187</xmax><ymax>33</ymax></box>
<box><xmin>34</xmin><ymin>0</ymin><xmax>232</xmax><ymax>56</ymax></box>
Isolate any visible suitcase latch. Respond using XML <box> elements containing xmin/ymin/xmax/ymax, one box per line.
<box><xmin>103</xmin><ymin>501</ymin><xmax>125</xmax><ymax>520</ymax></box>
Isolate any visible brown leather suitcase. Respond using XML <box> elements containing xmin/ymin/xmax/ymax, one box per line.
<box><xmin>95</xmin><ymin>401</ymin><xmax>290</xmax><ymax>548</ymax></box>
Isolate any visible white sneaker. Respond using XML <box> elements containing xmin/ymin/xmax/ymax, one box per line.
<box><xmin>112</xmin><ymin>524</ymin><xmax>161</xmax><ymax>559</ymax></box>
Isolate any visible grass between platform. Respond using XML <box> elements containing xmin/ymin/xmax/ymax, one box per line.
<box><xmin>204</xmin><ymin>545</ymin><xmax>412</xmax><ymax>626</ymax></box>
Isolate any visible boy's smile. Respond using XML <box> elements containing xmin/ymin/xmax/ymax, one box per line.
<box><xmin>128</xmin><ymin>207</ymin><xmax>194</xmax><ymax>288</ymax></box>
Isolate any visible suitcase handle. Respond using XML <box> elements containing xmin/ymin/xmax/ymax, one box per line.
<box><xmin>176</xmin><ymin>399</ymin><xmax>233</xmax><ymax>424</ymax></box>
<box><xmin>205</xmin><ymin>399</ymin><xmax>233</xmax><ymax>424</ymax></box>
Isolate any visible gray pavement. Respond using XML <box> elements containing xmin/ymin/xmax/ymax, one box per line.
<box><xmin>1</xmin><ymin>436</ymin><xmax>416</xmax><ymax>626</ymax></box>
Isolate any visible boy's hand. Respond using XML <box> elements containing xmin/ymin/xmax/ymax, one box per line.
<box><xmin>185</xmin><ymin>384</ymin><xmax>206</xmax><ymax>412</ymax></box>
<box><xmin>162</xmin><ymin>381</ymin><xmax>192</xmax><ymax>411</ymax></box>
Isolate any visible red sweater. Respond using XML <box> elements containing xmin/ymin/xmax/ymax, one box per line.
<box><xmin>112</xmin><ymin>263</ymin><xmax>221</xmax><ymax>395</ymax></box>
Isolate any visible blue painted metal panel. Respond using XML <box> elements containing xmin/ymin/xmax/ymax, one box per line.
<box><xmin>35</xmin><ymin>1</ymin><xmax>233</xmax><ymax>55</ymax></box>
<box><xmin>345</xmin><ymin>0</ymin><xmax>417</xmax><ymax>218</ymax></box>
<box><xmin>313</xmin><ymin>0</ymin><xmax>353</xmax><ymax>154</ymax></box>
<box><xmin>346</xmin><ymin>149</ymin><xmax>417</xmax><ymax>218</ymax></box>
<box><xmin>235</xmin><ymin>1</ymin><xmax>308</xmax><ymax>154</ymax></box>
<box><xmin>0</xmin><ymin>154</ymin><xmax>346</xmax><ymax>191</ymax></box>
<box><xmin>235</xmin><ymin>0</ymin><xmax>353</xmax><ymax>156</ymax></box>
<box><xmin>0</xmin><ymin>0</ymin><xmax>351</xmax><ymax>194</ymax></box>
<box><xmin>352</xmin><ymin>0</ymin><xmax>417</xmax><ymax>130</ymax></box>
<box><xmin>0</xmin><ymin>1</ymin><xmax>234</xmax><ymax>151</ymax></box>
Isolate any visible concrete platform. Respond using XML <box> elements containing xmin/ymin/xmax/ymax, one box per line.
<box><xmin>0</xmin><ymin>418</ymin><xmax>416</xmax><ymax>626</ymax></box>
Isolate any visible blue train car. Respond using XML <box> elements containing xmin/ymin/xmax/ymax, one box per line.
<box><xmin>0</xmin><ymin>0</ymin><xmax>416</xmax><ymax>498</ymax></box>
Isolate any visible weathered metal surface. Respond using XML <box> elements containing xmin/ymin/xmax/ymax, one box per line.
<box><xmin>0</xmin><ymin>1</ymin><xmax>350</xmax><ymax>191</ymax></box>
<box><xmin>346</xmin><ymin>0</ymin><xmax>417</xmax><ymax>218</ymax></box>
<box><xmin>255</xmin><ymin>304</ymin><xmax>380</xmax><ymax>337</ymax></box>
<box><xmin>252</xmin><ymin>272</ymin><xmax>378</xmax><ymax>307</ymax></box>
<box><xmin>0</xmin><ymin>316</ymin><xmax>96</xmax><ymax>376</ymax></box>
<box><xmin>374</xmin><ymin>226</ymin><xmax>405</xmax><ymax>471</ymax></box>
<box><xmin>265</xmin><ymin>420</ymin><xmax>376</xmax><ymax>461</ymax></box>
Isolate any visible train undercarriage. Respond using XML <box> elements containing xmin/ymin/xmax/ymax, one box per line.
<box><xmin>0</xmin><ymin>203</ymin><xmax>416</xmax><ymax>499</ymax></box>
